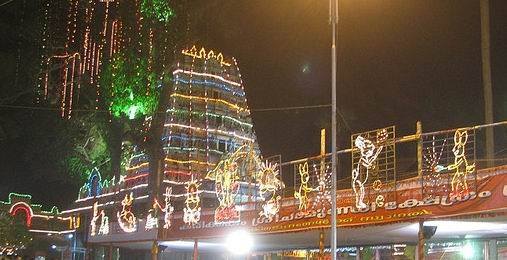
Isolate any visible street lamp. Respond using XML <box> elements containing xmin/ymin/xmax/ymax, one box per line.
<box><xmin>225</xmin><ymin>230</ymin><xmax>253</xmax><ymax>255</ymax></box>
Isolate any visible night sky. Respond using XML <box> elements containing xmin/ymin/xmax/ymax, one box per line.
<box><xmin>190</xmin><ymin>0</ymin><xmax>507</xmax><ymax>161</ymax></box>
<box><xmin>1</xmin><ymin>0</ymin><xmax>506</xmax><ymax>207</ymax></box>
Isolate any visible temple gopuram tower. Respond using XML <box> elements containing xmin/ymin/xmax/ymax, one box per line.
<box><xmin>126</xmin><ymin>46</ymin><xmax>260</xmax><ymax>208</ymax></box>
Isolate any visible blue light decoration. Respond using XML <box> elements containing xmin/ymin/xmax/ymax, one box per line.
<box><xmin>78</xmin><ymin>168</ymin><xmax>113</xmax><ymax>199</ymax></box>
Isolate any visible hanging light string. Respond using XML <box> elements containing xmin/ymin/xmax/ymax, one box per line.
<box><xmin>0</xmin><ymin>103</ymin><xmax>333</xmax><ymax>113</ymax></box>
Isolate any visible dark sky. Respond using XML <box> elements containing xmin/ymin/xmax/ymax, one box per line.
<box><xmin>190</xmin><ymin>0</ymin><xmax>507</xmax><ymax>161</ymax></box>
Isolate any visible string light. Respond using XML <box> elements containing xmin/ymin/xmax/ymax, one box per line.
<box><xmin>423</xmin><ymin>136</ymin><xmax>447</xmax><ymax>197</ymax></box>
<box><xmin>182</xmin><ymin>45</ymin><xmax>231</xmax><ymax>67</ymax></box>
<box><xmin>172</xmin><ymin>78</ymin><xmax>245</xmax><ymax>97</ymax></box>
<box><xmin>311</xmin><ymin>164</ymin><xmax>332</xmax><ymax>211</ymax></box>
<box><xmin>165</xmin><ymin>108</ymin><xmax>253</xmax><ymax>127</ymax></box>
<box><xmin>163</xmin><ymin>123</ymin><xmax>254</xmax><ymax>142</ymax></box>
<box><xmin>172</xmin><ymin>70</ymin><xmax>240</xmax><ymax>87</ymax></box>
<box><xmin>170</xmin><ymin>93</ymin><xmax>247</xmax><ymax>112</ymax></box>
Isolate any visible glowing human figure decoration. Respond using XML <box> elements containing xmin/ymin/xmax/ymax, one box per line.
<box><xmin>117</xmin><ymin>193</ymin><xmax>137</xmax><ymax>232</ymax></box>
<box><xmin>436</xmin><ymin>129</ymin><xmax>475</xmax><ymax>196</ymax></box>
<box><xmin>294</xmin><ymin>162</ymin><xmax>313</xmax><ymax>211</ymax></box>
<box><xmin>153</xmin><ymin>187</ymin><xmax>174</xmax><ymax>229</ymax></box>
<box><xmin>90</xmin><ymin>202</ymin><xmax>100</xmax><ymax>236</ymax></box>
<box><xmin>91</xmin><ymin>202</ymin><xmax>109</xmax><ymax>236</ymax></box>
<box><xmin>352</xmin><ymin>130</ymin><xmax>387</xmax><ymax>209</ymax></box>
<box><xmin>257</xmin><ymin>161</ymin><xmax>285</xmax><ymax>219</ymax></box>
<box><xmin>98</xmin><ymin>210</ymin><xmax>109</xmax><ymax>235</ymax></box>
<box><xmin>183</xmin><ymin>178</ymin><xmax>201</xmax><ymax>225</ymax></box>
<box><xmin>206</xmin><ymin>145</ymin><xmax>252</xmax><ymax>223</ymax></box>
<box><xmin>145</xmin><ymin>209</ymin><xmax>158</xmax><ymax>230</ymax></box>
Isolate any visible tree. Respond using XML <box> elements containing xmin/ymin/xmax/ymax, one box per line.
<box><xmin>0</xmin><ymin>212</ymin><xmax>32</xmax><ymax>254</ymax></box>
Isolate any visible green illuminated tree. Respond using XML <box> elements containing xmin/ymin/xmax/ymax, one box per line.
<box><xmin>101</xmin><ymin>52</ymin><xmax>159</xmax><ymax>120</ymax></box>
<box><xmin>141</xmin><ymin>0</ymin><xmax>175</xmax><ymax>23</ymax></box>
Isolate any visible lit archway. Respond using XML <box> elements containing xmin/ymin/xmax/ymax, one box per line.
<box><xmin>9</xmin><ymin>202</ymin><xmax>33</xmax><ymax>227</ymax></box>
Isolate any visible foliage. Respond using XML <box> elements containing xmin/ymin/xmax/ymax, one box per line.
<box><xmin>65</xmin><ymin>113</ymin><xmax>111</xmax><ymax>181</ymax></box>
<box><xmin>140</xmin><ymin>0</ymin><xmax>175</xmax><ymax>23</ymax></box>
<box><xmin>101</xmin><ymin>51</ymin><xmax>160</xmax><ymax>120</ymax></box>
<box><xmin>0</xmin><ymin>212</ymin><xmax>32</xmax><ymax>250</ymax></box>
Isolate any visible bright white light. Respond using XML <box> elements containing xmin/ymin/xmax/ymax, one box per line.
<box><xmin>424</xmin><ymin>221</ymin><xmax>507</xmax><ymax>234</ymax></box>
<box><xmin>51</xmin><ymin>245</ymin><xmax>57</xmax><ymax>250</ymax></box>
<box><xmin>159</xmin><ymin>240</ymin><xmax>222</xmax><ymax>250</ymax></box>
<box><xmin>462</xmin><ymin>243</ymin><xmax>474</xmax><ymax>258</ymax></box>
<box><xmin>225</xmin><ymin>230</ymin><xmax>253</xmax><ymax>255</ymax></box>
<box><xmin>67</xmin><ymin>234</ymin><xmax>74</xmax><ymax>239</ymax></box>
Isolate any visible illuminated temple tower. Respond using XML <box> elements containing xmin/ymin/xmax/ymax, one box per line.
<box><xmin>126</xmin><ymin>45</ymin><xmax>259</xmax><ymax>187</ymax></box>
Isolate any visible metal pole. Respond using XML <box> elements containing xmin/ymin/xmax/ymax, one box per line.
<box><xmin>193</xmin><ymin>239</ymin><xmax>198</xmax><ymax>260</ymax></box>
<box><xmin>480</xmin><ymin>0</ymin><xmax>494</xmax><ymax>167</ymax></box>
<box><xmin>417</xmin><ymin>220</ymin><xmax>425</xmax><ymax>260</ymax></box>
<box><xmin>330</xmin><ymin>0</ymin><xmax>338</xmax><ymax>259</ymax></box>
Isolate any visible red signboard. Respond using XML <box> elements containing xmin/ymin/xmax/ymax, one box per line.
<box><xmin>162</xmin><ymin>173</ymin><xmax>507</xmax><ymax>240</ymax></box>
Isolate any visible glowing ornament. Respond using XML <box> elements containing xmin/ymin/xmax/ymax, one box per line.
<box><xmin>311</xmin><ymin>164</ymin><xmax>332</xmax><ymax>211</ymax></box>
<box><xmin>117</xmin><ymin>193</ymin><xmax>137</xmax><ymax>232</ymax></box>
<box><xmin>423</xmin><ymin>136</ymin><xmax>447</xmax><ymax>197</ymax></box>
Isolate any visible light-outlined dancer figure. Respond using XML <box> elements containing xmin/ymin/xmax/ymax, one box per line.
<box><xmin>352</xmin><ymin>130</ymin><xmax>387</xmax><ymax>209</ymax></box>
<box><xmin>294</xmin><ymin>162</ymin><xmax>313</xmax><ymax>211</ymax></box>
<box><xmin>436</xmin><ymin>129</ymin><xmax>475</xmax><ymax>196</ymax></box>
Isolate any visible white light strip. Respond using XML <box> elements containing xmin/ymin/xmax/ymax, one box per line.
<box><xmin>29</xmin><ymin>229</ymin><xmax>75</xmax><ymax>234</ymax></box>
<box><xmin>173</xmin><ymin>69</ymin><xmax>241</xmax><ymax>86</ymax></box>
<box><xmin>32</xmin><ymin>214</ymin><xmax>71</xmax><ymax>221</ymax></box>
<box><xmin>61</xmin><ymin>206</ymin><xmax>92</xmax><ymax>214</ymax></box>
<box><xmin>75</xmin><ymin>184</ymin><xmax>149</xmax><ymax>202</ymax></box>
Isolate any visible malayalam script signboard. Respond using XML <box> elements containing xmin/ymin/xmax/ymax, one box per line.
<box><xmin>162</xmin><ymin>172</ymin><xmax>507</xmax><ymax>240</ymax></box>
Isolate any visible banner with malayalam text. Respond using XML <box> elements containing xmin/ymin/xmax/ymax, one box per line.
<box><xmin>162</xmin><ymin>173</ymin><xmax>507</xmax><ymax>240</ymax></box>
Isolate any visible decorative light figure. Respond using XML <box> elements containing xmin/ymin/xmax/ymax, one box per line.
<box><xmin>351</xmin><ymin>130</ymin><xmax>387</xmax><ymax>209</ymax></box>
<box><xmin>206</xmin><ymin>145</ymin><xmax>252</xmax><ymax>223</ymax></box>
<box><xmin>311</xmin><ymin>164</ymin><xmax>331</xmax><ymax>211</ymax></box>
<box><xmin>183</xmin><ymin>178</ymin><xmax>201</xmax><ymax>225</ymax></box>
<box><xmin>257</xmin><ymin>161</ymin><xmax>284</xmax><ymax>220</ymax></box>
<box><xmin>90</xmin><ymin>202</ymin><xmax>99</xmax><ymax>236</ymax></box>
<box><xmin>436</xmin><ymin>129</ymin><xmax>475</xmax><ymax>197</ymax></box>
<box><xmin>117</xmin><ymin>193</ymin><xmax>137</xmax><ymax>232</ymax></box>
<box><xmin>153</xmin><ymin>187</ymin><xmax>174</xmax><ymax>229</ymax></box>
<box><xmin>294</xmin><ymin>162</ymin><xmax>312</xmax><ymax>211</ymax></box>
<box><xmin>91</xmin><ymin>202</ymin><xmax>109</xmax><ymax>236</ymax></box>
<box><xmin>145</xmin><ymin>209</ymin><xmax>158</xmax><ymax>230</ymax></box>
<box><xmin>98</xmin><ymin>210</ymin><xmax>109</xmax><ymax>235</ymax></box>
<box><xmin>423</xmin><ymin>136</ymin><xmax>447</xmax><ymax>197</ymax></box>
